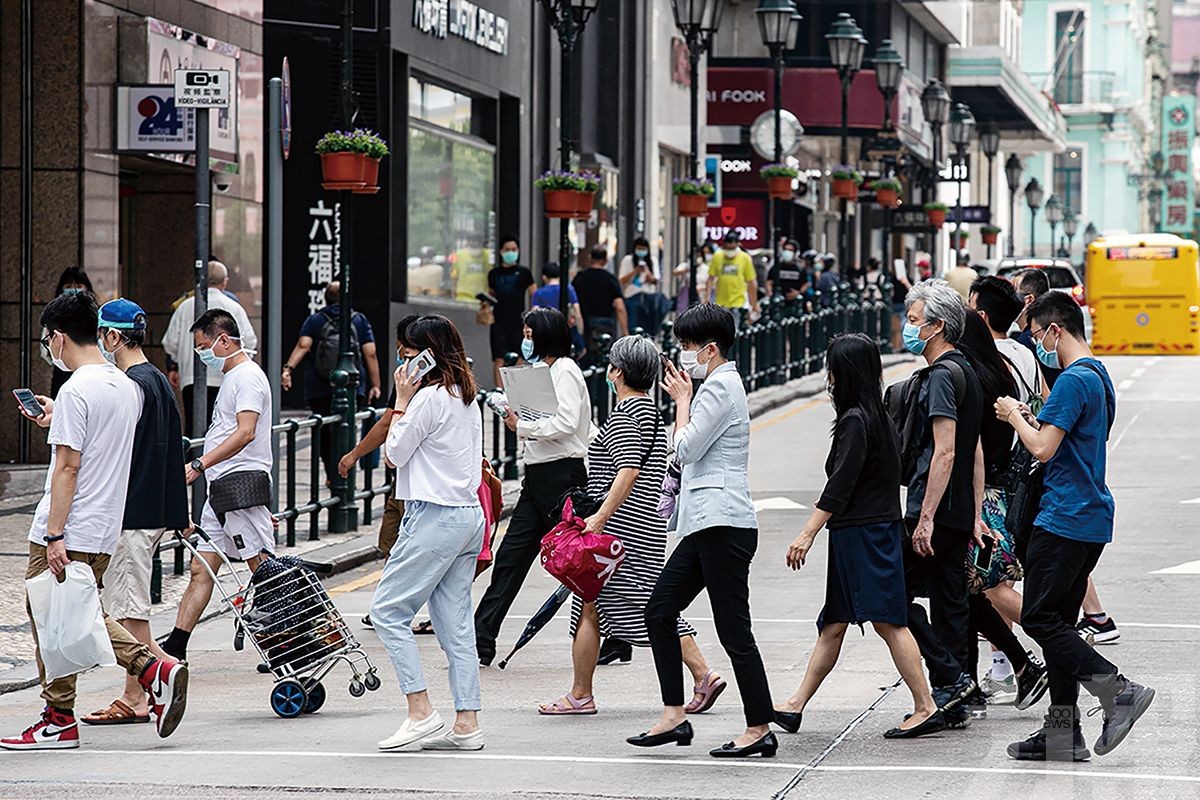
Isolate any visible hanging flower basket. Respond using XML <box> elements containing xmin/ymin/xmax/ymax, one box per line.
<box><xmin>981</xmin><ymin>225</ymin><xmax>1001</xmax><ymax>245</ymax></box>
<box><xmin>535</xmin><ymin>171</ymin><xmax>587</xmax><ymax>219</ymax></box>
<box><xmin>573</xmin><ymin>171</ymin><xmax>600</xmax><ymax>220</ymax></box>
<box><xmin>869</xmin><ymin>178</ymin><xmax>901</xmax><ymax>207</ymax></box>
<box><xmin>953</xmin><ymin>230</ymin><xmax>970</xmax><ymax>248</ymax></box>
<box><xmin>353</xmin><ymin>130</ymin><xmax>389</xmax><ymax>194</ymax></box>
<box><xmin>831</xmin><ymin>167</ymin><xmax>863</xmax><ymax>201</ymax></box>
<box><xmin>673</xmin><ymin>177</ymin><xmax>715</xmax><ymax>218</ymax></box>
<box><xmin>317</xmin><ymin>130</ymin><xmax>366</xmax><ymax>190</ymax></box>
<box><xmin>760</xmin><ymin>164</ymin><xmax>799</xmax><ymax>200</ymax></box>
<box><xmin>925</xmin><ymin>202</ymin><xmax>948</xmax><ymax>229</ymax></box>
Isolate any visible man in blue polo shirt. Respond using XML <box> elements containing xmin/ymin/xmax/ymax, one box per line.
<box><xmin>996</xmin><ymin>292</ymin><xmax>1153</xmax><ymax>763</ymax></box>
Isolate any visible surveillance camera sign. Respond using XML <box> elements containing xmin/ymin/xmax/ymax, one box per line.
<box><xmin>173</xmin><ymin>69</ymin><xmax>230</xmax><ymax>108</ymax></box>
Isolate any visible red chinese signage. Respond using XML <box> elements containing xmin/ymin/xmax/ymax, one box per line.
<box><xmin>706</xmin><ymin>67</ymin><xmax>895</xmax><ymax>129</ymax></box>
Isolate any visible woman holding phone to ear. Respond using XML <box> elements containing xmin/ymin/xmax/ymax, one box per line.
<box><xmin>371</xmin><ymin>314</ymin><xmax>487</xmax><ymax>754</ymax></box>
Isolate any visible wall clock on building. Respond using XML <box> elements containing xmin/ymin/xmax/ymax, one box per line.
<box><xmin>750</xmin><ymin>109</ymin><xmax>803</xmax><ymax>161</ymax></box>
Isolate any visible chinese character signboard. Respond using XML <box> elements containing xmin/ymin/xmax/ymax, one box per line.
<box><xmin>1162</xmin><ymin>95</ymin><xmax>1194</xmax><ymax>235</ymax></box>
<box><xmin>307</xmin><ymin>199</ymin><xmax>341</xmax><ymax>316</ymax></box>
<box><xmin>173</xmin><ymin>69</ymin><xmax>231</xmax><ymax>108</ymax></box>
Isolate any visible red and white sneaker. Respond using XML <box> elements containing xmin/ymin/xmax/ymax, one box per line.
<box><xmin>0</xmin><ymin>707</ymin><xmax>80</xmax><ymax>750</ymax></box>
<box><xmin>138</xmin><ymin>659</ymin><xmax>189</xmax><ymax>738</ymax></box>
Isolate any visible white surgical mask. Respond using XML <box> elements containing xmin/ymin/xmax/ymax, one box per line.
<box><xmin>97</xmin><ymin>333</ymin><xmax>123</xmax><ymax>365</ymax></box>
<box><xmin>50</xmin><ymin>332</ymin><xmax>70</xmax><ymax>372</ymax></box>
<box><xmin>678</xmin><ymin>345</ymin><xmax>712</xmax><ymax>380</ymax></box>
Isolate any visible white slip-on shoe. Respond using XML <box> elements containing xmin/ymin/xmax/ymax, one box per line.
<box><xmin>378</xmin><ymin>711</ymin><xmax>445</xmax><ymax>750</ymax></box>
<box><xmin>420</xmin><ymin>728</ymin><xmax>485</xmax><ymax>751</ymax></box>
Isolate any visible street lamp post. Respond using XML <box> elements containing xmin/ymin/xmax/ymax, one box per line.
<box><xmin>826</xmin><ymin>13</ymin><xmax>866</xmax><ymax>275</ymax></box>
<box><xmin>671</xmin><ymin>0</ymin><xmax>725</xmax><ymax>306</ymax></box>
<box><xmin>979</xmin><ymin>120</ymin><xmax>1001</xmax><ymax>259</ymax></box>
<box><xmin>948</xmin><ymin>103</ymin><xmax>975</xmax><ymax>266</ymax></box>
<box><xmin>1004</xmin><ymin>154</ymin><xmax>1022</xmax><ymax>258</ymax></box>
<box><xmin>873</xmin><ymin>39</ymin><xmax>904</xmax><ymax>265</ymax></box>
<box><xmin>1062</xmin><ymin>211</ymin><xmax>1078</xmax><ymax>260</ymax></box>
<box><xmin>540</xmin><ymin>0</ymin><xmax>601</xmax><ymax>318</ymax></box>
<box><xmin>757</xmin><ymin>0</ymin><xmax>800</xmax><ymax>281</ymax></box>
<box><xmin>1024</xmin><ymin>178</ymin><xmax>1044</xmax><ymax>257</ymax></box>
<box><xmin>920</xmin><ymin>79</ymin><xmax>951</xmax><ymax>275</ymax></box>
<box><xmin>1044</xmin><ymin>194</ymin><xmax>1063</xmax><ymax>260</ymax></box>
<box><xmin>1083</xmin><ymin>221</ymin><xmax>1098</xmax><ymax>249</ymax></box>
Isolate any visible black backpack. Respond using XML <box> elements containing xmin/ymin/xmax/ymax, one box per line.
<box><xmin>884</xmin><ymin>358</ymin><xmax>967</xmax><ymax>487</ymax></box>
<box><xmin>314</xmin><ymin>309</ymin><xmax>362</xmax><ymax>379</ymax></box>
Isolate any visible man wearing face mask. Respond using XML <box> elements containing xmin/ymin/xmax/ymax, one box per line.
<box><xmin>707</xmin><ymin>232</ymin><xmax>760</xmax><ymax>329</ymax></box>
<box><xmin>766</xmin><ymin>239</ymin><xmax>809</xmax><ymax>307</ymax></box>
<box><xmin>488</xmin><ymin>235</ymin><xmax>535</xmax><ymax>386</ymax></box>
<box><xmin>161</xmin><ymin>309</ymin><xmax>274</xmax><ymax>663</ymax></box>
<box><xmin>618</xmin><ymin>237</ymin><xmax>663</xmax><ymax>335</ymax></box>
<box><xmin>816</xmin><ymin>254</ymin><xmax>841</xmax><ymax>309</ymax></box>
<box><xmin>898</xmin><ymin>280</ymin><xmax>988</xmax><ymax>728</ymax></box>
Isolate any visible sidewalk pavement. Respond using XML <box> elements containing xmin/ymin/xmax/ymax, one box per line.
<box><xmin>0</xmin><ymin>354</ymin><xmax>912</xmax><ymax>693</ymax></box>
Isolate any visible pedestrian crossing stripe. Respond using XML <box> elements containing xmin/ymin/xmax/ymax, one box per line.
<box><xmin>753</xmin><ymin>497</ymin><xmax>807</xmax><ymax>512</ymax></box>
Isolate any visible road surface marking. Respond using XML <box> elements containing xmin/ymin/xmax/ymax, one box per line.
<box><xmin>1118</xmin><ymin>379</ymin><xmax>1134</xmax><ymax>391</ymax></box>
<box><xmin>328</xmin><ymin>569</ymin><xmax>384</xmax><ymax>596</ymax></box>
<box><xmin>1131</xmin><ymin>368</ymin><xmax>1146</xmax><ymax>378</ymax></box>
<box><xmin>1151</xmin><ymin>560</ymin><xmax>1200</xmax><ymax>575</ymax></box>
<box><xmin>65</xmin><ymin>750</ymin><xmax>1200</xmax><ymax>785</ymax></box>
<box><xmin>754</xmin><ymin>497</ymin><xmax>807</xmax><ymax>512</ymax></box>
<box><xmin>1109</xmin><ymin>412</ymin><xmax>1139</xmax><ymax>454</ymax></box>
<box><xmin>1182</xmin><ymin>496</ymin><xmax>1200</xmax><ymax>504</ymax></box>
<box><xmin>683</xmin><ymin>616</ymin><xmax>1200</xmax><ymax>630</ymax></box>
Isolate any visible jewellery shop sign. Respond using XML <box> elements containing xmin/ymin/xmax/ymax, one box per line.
<box><xmin>413</xmin><ymin>0</ymin><xmax>509</xmax><ymax>56</ymax></box>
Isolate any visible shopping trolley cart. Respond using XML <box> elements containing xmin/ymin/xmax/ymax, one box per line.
<box><xmin>175</xmin><ymin>527</ymin><xmax>381</xmax><ymax>718</ymax></box>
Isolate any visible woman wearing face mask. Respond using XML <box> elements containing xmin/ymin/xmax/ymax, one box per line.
<box><xmin>487</xmin><ymin>235</ymin><xmax>535</xmax><ymax>386</ymax></box>
<box><xmin>618</xmin><ymin>237</ymin><xmax>662</xmax><ymax>335</ymax></box>
<box><xmin>772</xmin><ymin>333</ymin><xmax>943</xmax><ymax>739</ymax></box>
<box><xmin>539</xmin><ymin>335</ymin><xmax>723</xmax><ymax>715</ymax></box>
<box><xmin>473</xmin><ymin>308</ymin><xmax>591</xmax><ymax>667</ymax></box>
<box><xmin>629</xmin><ymin>304</ymin><xmax>774</xmax><ymax>758</ymax></box>
<box><xmin>44</xmin><ymin>267</ymin><xmax>95</xmax><ymax>397</ymax></box>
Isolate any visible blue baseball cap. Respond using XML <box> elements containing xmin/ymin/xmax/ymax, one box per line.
<box><xmin>98</xmin><ymin>298</ymin><xmax>147</xmax><ymax>331</ymax></box>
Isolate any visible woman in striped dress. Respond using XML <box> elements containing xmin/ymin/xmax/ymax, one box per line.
<box><xmin>538</xmin><ymin>336</ymin><xmax>724</xmax><ymax>715</ymax></box>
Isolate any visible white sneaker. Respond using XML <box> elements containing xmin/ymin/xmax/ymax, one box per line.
<box><xmin>378</xmin><ymin>711</ymin><xmax>445</xmax><ymax>750</ymax></box>
<box><xmin>981</xmin><ymin>674</ymin><xmax>1017</xmax><ymax>703</ymax></box>
<box><xmin>420</xmin><ymin>728</ymin><xmax>485</xmax><ymax>751</ymax></box>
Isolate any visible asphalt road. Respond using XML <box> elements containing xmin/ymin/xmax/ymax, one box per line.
<box><xmin>1</xmin><ymin>355</ymin><xmax>1198</xmax><ymax>799</ymax></box>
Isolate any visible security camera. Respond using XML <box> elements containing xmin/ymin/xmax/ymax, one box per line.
<box><xmin>213</xmin><ymin>176</ymin><xmax>231</xmax><ymax>192</ymax></box>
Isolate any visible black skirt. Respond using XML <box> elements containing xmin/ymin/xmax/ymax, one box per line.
<box><xmin>817</xmin><ymin>520</ymin><xmax>908</xmax><ymax>631</ymax></box>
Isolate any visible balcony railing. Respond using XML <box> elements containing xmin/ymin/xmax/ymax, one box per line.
<box><xmin>1027</xmin><ymin>70</ymin><xmax>1115</xmax><ymax>106</ymax></box>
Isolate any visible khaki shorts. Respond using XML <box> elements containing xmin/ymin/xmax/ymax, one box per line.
<box><xmin>102</xmin><ymin>528</ymin><xmax>165</xmax><ymax>621</ymax></box>
<box><xmin>198</xmin><ymin>501</ymin><xmax>275</xmax><ymax>560</ymax></box>
<box><xmin>378</xmin><ymin>494</ymin><xmax>405</xmax><ymax>554</ymax></box>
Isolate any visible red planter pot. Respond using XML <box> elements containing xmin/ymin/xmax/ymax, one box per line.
<box><xmin>320</xmin><ymin>152</ymin><xmax>366</xmax><ymax>190</ymax></box>
<box><xmin>353</xmin><ymin>157</ymin><xmax>382</xmax><ymax>195</ymax></box>
<box><xmin>543</xmin><ymin>189</ymin><xmax>578</xmax><ymax>219</ymax></box>
<box><xmin>832</xmin><ymin>178</ymin><xmax>858</xmax><ymax>200</ymax></box>
<box><xmin>874</xmin><ymin>188</ymin><xmax>898</xmax><ymax>207</ymax></box>
<box><xmin>677</xmin><ymin>194</ymin><xmax>709</xmax><ymax>217</ymax></box>
<box><xmin>981</xmin><ymin>231</ymin><xmax>999</xmax><ymax>245</ymax></box>
<box><xmin>953</xmin><ymin>236</ymin><xmax>968</xmax><ymax>249</ymax></box>
<box><xmin>574</xmin><ymin>191</ymin><xmax>596</xmax><ymax>220</ymax></box>
<box><xmin>927</xmin><ymin>209</ymin><xmax>946</xmax><ymax>228</ymax></box>
<box><xmin>766</xmin><ymin>175</ymin><xmax>794</xmax><ymax>200</ymax></box>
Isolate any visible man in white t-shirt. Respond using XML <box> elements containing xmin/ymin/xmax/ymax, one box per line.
<box><xmin>161</xmin><ymin>309</ymin><xmax>275</xmax><ymax>663</ymax></box>
<box><xmin>3</xmin><ymin>293</ymin><xmax>188</xmax><ymax>750</ymax></box>
<box><xmin>969</xmin><ymin>276</ymin><xmax>1044</xmax><ymax>403</ymax></box>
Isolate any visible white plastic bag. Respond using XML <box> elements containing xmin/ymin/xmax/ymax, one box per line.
<box><xmin>25</xmin><ymin>562</ymin><xmax>116</xmax><ymax>682</ymax></box>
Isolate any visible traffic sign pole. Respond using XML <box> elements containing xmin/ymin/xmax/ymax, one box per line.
<box><xmin>191</xmin><ymin>106</ymin><xmax>210</xmax><ymax>524</ymax></box>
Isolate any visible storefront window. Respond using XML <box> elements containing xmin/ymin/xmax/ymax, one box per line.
<box><xmin>407</xmin><ymin>123</ymin><xmax>496</xmax><ymax>303</ymax></box>
<box><xmin>409</xmin><ymin>76</ymin><xmax>473</xmax><ymax>134</ymax></box>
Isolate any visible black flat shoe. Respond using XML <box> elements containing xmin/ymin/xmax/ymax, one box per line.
<box><xmin>626</xmin><ymin>721</ymin><xmax>693</xmax><ymax>748</ymax></box>
<box><xmin>773</xmin><ymin>710</ymin><xmax>803</xmax><ymax>734</ymax></box>
<box><xmin>884</xmin><ymin>711</ymin><xmax>946</xmax><ymax>739</ymax></box>
<box><xmin>709</xmin><ymin>732</ymin><xmax>778</xmax><ymax>758</ymax></box>
<box><xmin>597</xmin><ymin>638</ymin><xmax>633</xmax><ymax>666</ymax></box>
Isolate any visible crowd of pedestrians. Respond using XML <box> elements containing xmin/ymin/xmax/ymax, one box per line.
<box><xmin>5</xmin><ymin>260</ymin><xmax>1154</xmax><ymax>767</ymax></box>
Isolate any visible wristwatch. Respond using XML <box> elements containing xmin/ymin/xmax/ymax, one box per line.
<box><xmin>190</xmin><ymin>458</ymin><xmax>206</xmax><ymax>473</ymax></box>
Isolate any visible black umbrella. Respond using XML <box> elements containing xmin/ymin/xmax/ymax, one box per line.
<box><xmin>497</xmin><ymin>585</ymin><xmax>572</xmax><ymax>669</ymax></box>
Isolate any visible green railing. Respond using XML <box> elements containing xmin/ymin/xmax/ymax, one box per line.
<box><xmin>150</xmin><ymin>286</ymin><xmax>890</xmax><ymax>601</ymax></box>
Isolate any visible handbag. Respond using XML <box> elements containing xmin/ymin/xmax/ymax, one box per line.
<box><xmin>540</xmin><ymin>496</ymin><xmax>627</xmax><ymax>603</ymax></box>
<box><xmin>26</xmin><ymin>563</ymin><xmax>117</xmax><ymax>682</ymax></box>
<box><xmin>209</xmin><ymin>469</ymin><xmax>273</xmax><ymax>524</ymax></box>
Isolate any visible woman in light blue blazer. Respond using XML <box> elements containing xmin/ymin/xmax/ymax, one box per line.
<box><xmin>626</xmin><ymin>304</ymin><xmax>776</xmax><ymax>759</ymax></box>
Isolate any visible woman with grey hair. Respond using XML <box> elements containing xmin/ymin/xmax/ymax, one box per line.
<box><xmin>539</xmin><ymin>335</ymin><xmax>723</xmax><ymax>716</ymax></box>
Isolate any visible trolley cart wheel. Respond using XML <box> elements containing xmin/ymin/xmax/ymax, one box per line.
<box><xmin>363</xmin><ymin>672</ymin><xmax>381</xmax><ymax>692</ymax></box>
<box><xmin>303</xmin><ymin>681</ymin><xmax>326</xmax><ymax>714</ymax></box>
<box><xmin>270</xmin><ymin>679</ymin><xmax>308</xmax><ymax>718</ymax></box>
<box><xmin>348</xmin><ymin>679</ymin><xmax>366</xmax><ymax>698</ymax></box>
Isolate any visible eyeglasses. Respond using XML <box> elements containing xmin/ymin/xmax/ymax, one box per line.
<box><xmin>39</xmin><ymin>334</ymin><xmax>52</xmax><ymax>349</ymax></box>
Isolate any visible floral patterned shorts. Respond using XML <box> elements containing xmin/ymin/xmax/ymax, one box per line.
<box><xmin>967</xmin><ymin>486</ymin><xmax>1023</xmax><ymax>593</ymax></box>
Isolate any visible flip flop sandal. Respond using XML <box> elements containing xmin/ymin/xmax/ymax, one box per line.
<box><xmin>412</xmin><ymin>620</ymin><xmax>435</xmax><ymax>635</ymax></box>
<box><xmin>81</xmin><ymin>699</ymin><xmax>150</xmax><ymax>725</ymax></box>
<box><xmin>538</xmin><ymin>692</ymin><xmax>598</xmax><ymax>715</ymax></box>
<box><xmin>685</xmin><ymin>671</ymin><xmax>728</xmax><ymax>714</ymax></box>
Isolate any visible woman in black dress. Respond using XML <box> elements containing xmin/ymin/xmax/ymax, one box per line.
<box><xmin>772</xmin><ymin>333</ymin><xmax>942</xmax><ymax>739</ymax></box>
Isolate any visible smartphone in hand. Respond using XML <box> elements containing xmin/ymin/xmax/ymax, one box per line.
<box><xmin>973</xmin><ymin>534</ymin><xmax>996</xmax><ymax>571</ymax></box>
<box><xmin>406</xmin><ymin>349</ymin><xmax>437</xmax><ymax>382</ymax></box>
<box><xmin>12</xmin><ymin>388</ymin><xmax>44</xmax><ymax>419</ymax></box>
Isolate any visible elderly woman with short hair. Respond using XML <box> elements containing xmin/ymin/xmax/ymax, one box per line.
<box><xmin>539</xmin><ymin>335</ymin><xmax>722</xmax><ymax>716</ymax></box>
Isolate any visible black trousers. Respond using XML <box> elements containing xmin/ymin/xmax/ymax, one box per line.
<box><xmin>1021</xmin><ymin>527</ymin><xmax>1120</xmax><ymax>710</ymax></box>
<box><xmin>967</xmin><ymin>593</ymin><xmax>1030</xmax><ymax>684</ymax></box>
<box><xmin>903</xmin><ymin>521</ymin><xmax>971</xmax><ymax>688</ymax></box>
<box><xmin>644</xmin><ymin>526</ymin><xmax>773</xmax><ymax>727</ymax></box>
<box><xmin>473</xmin><ymin>458</ymin><xmax>587</xmax><ymax>658</ymax></box>
<box><xmin>181</xmin><ymin>384</ymin><xmax>220</xmax><ymax>439</ymax></box>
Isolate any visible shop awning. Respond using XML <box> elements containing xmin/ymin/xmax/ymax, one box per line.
<box><xmin>947</xmin><ymin>46</ymin><xmax>1066</xmax><ymax>151</ymax></box>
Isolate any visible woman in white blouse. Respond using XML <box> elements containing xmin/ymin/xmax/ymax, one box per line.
<box><xmin>372</xmin><ymin>315</ymin><xmax>486</xmax><ymax>753</ymax></box>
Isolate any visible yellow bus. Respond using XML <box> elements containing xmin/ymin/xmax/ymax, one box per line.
<box><xmin>1087</xmin><ymin>233</ymin><xmax>1200</xmax><ymax>355</ymax></box>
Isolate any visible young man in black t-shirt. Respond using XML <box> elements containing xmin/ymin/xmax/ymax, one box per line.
<box><xmin>901</xmin><ymin>280</ymin><xmax>987</xmax><ymax>727</ymax></box>
<box><xmin>766</xmin><ymin>239</ymin><xmax>809</xmax><ymax>309</ymax></box>
<box><xmin>572</xmin><ymin>246</ymin><xmax>628</xmax><ymax>360</ymax></box>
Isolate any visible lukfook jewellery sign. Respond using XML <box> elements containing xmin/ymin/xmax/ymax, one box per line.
<box><xmin>412</xmin><ymin>0</ymin><xmax>509</xmax><ymax>55</ymax></box>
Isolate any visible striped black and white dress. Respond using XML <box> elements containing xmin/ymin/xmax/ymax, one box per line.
<box><xmin>569</xmin><ymin>395</ymin><xmax>697</xmax><ymax>645</ymax></box>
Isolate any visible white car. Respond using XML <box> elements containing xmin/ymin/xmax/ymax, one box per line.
<box><xmin>997</xmin><ymin>258</ymin><xmax>1093</xmax><ymax>342</ymax></box>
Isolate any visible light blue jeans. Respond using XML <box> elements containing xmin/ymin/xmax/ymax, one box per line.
<box><xmin>370</xmin><ymin>499</ymin><xmax>485</xmax><ymax>711</ymax></box>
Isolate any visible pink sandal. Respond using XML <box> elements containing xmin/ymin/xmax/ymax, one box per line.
<box><xmin>538</xmin><ymin>692</ymin><xmax>598</xmax><ymax>715</ymax></box>
<box><xmin>685</xmin><ymin>671</ymin><xmax>727</xmax><ymax>714</ymax></box>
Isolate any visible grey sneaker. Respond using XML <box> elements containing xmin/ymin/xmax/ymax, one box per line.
<box><xmin>1092</xmin><ymin>680</ymin><xmax>1155</xmax><ymax>756</ymax></box>
<box><xmin>982</xmin><ymin>674</ymin><xmax>1017</xmax><ymax>703</ymax></box>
